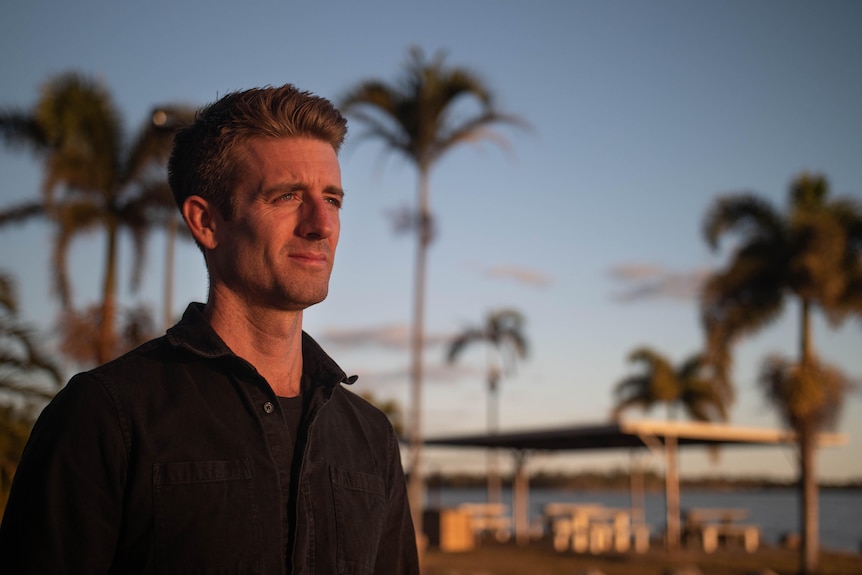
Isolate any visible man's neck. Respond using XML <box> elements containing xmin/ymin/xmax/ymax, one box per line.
<box><xmin>203</xmin><ymin>294</ymin><xmax>304</xmax><ymax>397</ymax></box>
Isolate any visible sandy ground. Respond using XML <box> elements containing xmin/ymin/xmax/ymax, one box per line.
<box><xmin>421</xmin><ymin>540</ymin><xmax>862</xmax><ymax>575</ymax></box>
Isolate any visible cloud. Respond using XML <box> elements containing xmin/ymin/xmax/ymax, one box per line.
<box><xmin>608</xmin><ymin>263</ymin><xmax>711</xmax><ymax>302</ymax></box>
<box><xmin>323</xmin><ymin>324</ymin><xmax>409</xmax><ymax>350</ymax></box>
<box><xmin>353</xmin><ymin>362</ymin><xmax>481</xmax><ymax>385</ymax></box>
<box><xmin>481</xmin><ymin>265</ymin><xmax>553</xmax><ymax>287</ymax></box>
<box><xmin>321</xmin><ymin>323</ymin><xmax>452</xmax><ymax>351</ymax></box>
<box><xmin>609</xmin><ymin>263</ymin><xmax>666</xmax><ymax>281</ymax></box>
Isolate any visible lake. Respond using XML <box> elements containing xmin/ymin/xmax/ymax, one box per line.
<box><xmin>430</xmin><ymin>486</ymin><xmax>862</xmax><ymax>553</ymax></box>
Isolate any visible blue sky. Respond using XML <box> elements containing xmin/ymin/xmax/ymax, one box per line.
<box><xmin>1</xmin><ymin>1</ymin><xmax>860</xmax><ymax>481</ymax></box>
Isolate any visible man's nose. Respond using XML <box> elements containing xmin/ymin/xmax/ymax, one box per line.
<box><xmin>297</xmin><ymin>196</ymin><xmax>336</xmax><ymax>239</ymax></box>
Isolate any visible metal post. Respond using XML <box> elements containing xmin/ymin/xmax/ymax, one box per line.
<box><xmin>664</xmin><ymin>434</ymin><xmax>680</xmax><ymax>551</ymax></box>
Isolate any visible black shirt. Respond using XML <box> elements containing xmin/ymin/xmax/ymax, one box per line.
<box><xmin>0</xmin><ymin>303</ymin><xmax>420</xmax><ymax>574</ymax></box>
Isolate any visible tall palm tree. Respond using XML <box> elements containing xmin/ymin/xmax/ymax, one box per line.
<box><xmin>339</xmin><ymin>47</ymin><xmax>527</xmax><ymax>535</ymax></box>
<box><xmin>611</xmin><ymin>347</ymin><xmax>729</xmax><ymax>423</ymax></box>
<box><xmin>0</xmin><ymin>72</ymin><xmax>181</xmax><ymax>364</ymax></box>
<box><xmin>447</xmin><ymin>308</ymin><xmax>529</xmax><ymax>506</ymax></box>
<box><xmin>701</xmin><ymin>172</ymin><xmax>862</xmax><ymax>575</ymax></box>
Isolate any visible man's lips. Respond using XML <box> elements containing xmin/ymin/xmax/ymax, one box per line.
<box><xmin>289</xmin><ymin>252</ymin><xmax>329</xmax><ymax>265</ymax></box>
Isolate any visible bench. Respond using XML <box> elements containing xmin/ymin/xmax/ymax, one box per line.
<box><xmin>545</xmin><ymin>503</ymin><xmax>650</xmax><ymax>554</ymax></box>
<box><xmin>683</xmin><ymin>508</ymin><xmax>760</xmax><ymax>553</ymax></box>
<box><xmin>458</xmin><ymin>503</ymin><xmax>512</xmax><ymax>543</ymax></box>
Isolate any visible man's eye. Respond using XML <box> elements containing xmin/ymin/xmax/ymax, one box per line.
<box><xmin>273</xmin><ymin>192</ymin><xmax>301</xmax><ymax>205</ymax></box>
<box><xmin>326</xmin><ymin>197</ymin><xmax>343</xmax><ymax>208</ymax></box>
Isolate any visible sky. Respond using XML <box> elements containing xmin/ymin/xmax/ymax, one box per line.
<box><xmin>1</xmin><ymin>0</ymin><xmax>860</xmax><ymax>481</ymax></box>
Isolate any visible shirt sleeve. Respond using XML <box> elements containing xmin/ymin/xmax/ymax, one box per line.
<box><xmin>0</xmin><ymin>373</ymin><xmax>128</xmax><ymax>574</ymax></box>
<box><xmin>373</xmin><ymin>430</ymin><xmax>420</xmax><ymax>575</ymax></box>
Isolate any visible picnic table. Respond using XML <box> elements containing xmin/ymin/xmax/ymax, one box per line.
<box><xmin>683</xmin><ymin>507</ymin><xmax>760</xmax><ymax>553</ymax></box>
<box><xmin>457</xmin><ymin>503</ymin><xmax>513</xmax><ymax>543</ymax></box>
<box><xmin>544</xmin><ymin>503</ymin><xmax>650</xmax><ymax>554</ymax></box>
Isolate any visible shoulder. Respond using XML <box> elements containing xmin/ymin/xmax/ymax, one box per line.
<box><xmin>20</xmin><ymin>340</ymin><xmax>173</xmax><ymax>429</ymax></box>
<box><xmin>87</xmin><ymin>335</ymin><xmax>177</xmax><ymax>382</ymax></box>
<box><xmin>334</xmin><ymin>386</ymin><xmax>397</xmax><ymax>432</ymax></box>
<box><xmin>21</xmin><ymin>368</ymin><xmax>132</xmax><ymax>472</ymax></box>
<box><xmin>51</xmin><ymin>335</ymin><xmax>187</xmax><ymax>430</ymax></box>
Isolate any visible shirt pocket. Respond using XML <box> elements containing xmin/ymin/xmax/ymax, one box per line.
<box><xmin>329</xmin><ymin>466</ymin><xmax>386</xmax><ymax>575</ymax></box>
<box><xmin>153</xmin><ymin>458</ymin><xmax>261</xmax><ymax>574</ymax></box>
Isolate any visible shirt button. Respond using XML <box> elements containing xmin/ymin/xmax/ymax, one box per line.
<box><xmin>263</xmin><ymin>401</ymin><xmax>274</xmax><ymax>414</ymax></box>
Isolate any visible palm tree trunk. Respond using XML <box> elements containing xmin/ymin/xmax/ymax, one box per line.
<box><xmin>664</xmin><ymin>433</ymin><xmax>680</xmax><ymax>551</ymax></box>
<box><xmin>798</xmin><ymin>296</ymin><xmax>819</xmax><ymax>575</ymax></box>
<box><xmin>799</xmin><ymin>426</ymin><xmax>819</xmax><ymax>575</ymax></box>
<box><xmin>513</xmin><ymin>450</ymin><xmax>529</xmax><ymax>545</ymax></box>
<box><xmin>487</xmin><ymin>372</ymin><xmax>501</xmax><ymax>506</ymax></box>
<box><xmin>630</xmin><ymin>452</ymin><xmax>645</xmax><ymax>528</ymax></box>
<box><xmin>407</xmin><ymin>168</ymin><xmax>430</xmax><ymax>545</ymax></box>
<box><xmin>800</xmin><ymin>297</ymin><xmax>812</xmax><ymax>364</ymax></box>
<box><xmin>97</xmin><ymin>219</ymin><xmax>119</xmax><ymax>364</ymax></box>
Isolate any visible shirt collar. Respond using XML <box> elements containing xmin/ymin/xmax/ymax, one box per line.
<box><xmin>167</xmin><ymin>302</ymin><xmax>352</xmax><ymax>389</ymax></box>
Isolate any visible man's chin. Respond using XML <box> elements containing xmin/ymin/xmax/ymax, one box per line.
<box><xmin>277</xmin><ymin>289</ymin><xmax>329</xmax><ymax>312</ymax></box>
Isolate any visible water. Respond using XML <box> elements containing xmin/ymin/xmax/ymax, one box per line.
<box><xmin>430</xmin><ymin>486</ymin><xmax>862</xmax><ymax>553</ymax></box>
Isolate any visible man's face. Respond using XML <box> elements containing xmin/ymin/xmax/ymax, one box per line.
<box><xmin>209</xmin><ymin>137</ymin><xmax>343</xmax><ymax>312</ymax></box>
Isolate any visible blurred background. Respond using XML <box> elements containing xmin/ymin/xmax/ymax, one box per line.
<box><xmin>1</xmin><ymin>0</ymin><xmax>860</xmax><ymax>486</ymax></box>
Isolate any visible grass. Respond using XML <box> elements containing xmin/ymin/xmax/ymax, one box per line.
<box><xmin>422</xmin><ymin>540</ymin><xmax>862</xmax><ymax>575</ymax></box>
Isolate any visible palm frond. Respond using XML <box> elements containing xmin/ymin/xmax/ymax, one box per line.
<box><xmin>446</xmin><ymin>328</ymin><xmax>484</xmax><ymax>363</ymax></box>
<box><xmin>0</xmin><ymin>273</ymin><xmax>14</xmax><ymax>314</ymax></box>
<box><xmin>0</xmin><ymin>110</ymin><xmax>49</xmax><ymax>151</ymax></box>
<box><xmin>0</xmin><ymin>301</ymin><xmax>64</xmax><ymax>397</ymax></box>
<box><xmin>613</xmin><ymin>347</ymin><xmax>730</xmax><ymax>423</ymax></box>
<box><xmin>0</xmin><ymin>201</ymin><xmax>46</xmax><ymax>227</ymax></box>
<box><xmin>703</xmin><ymin>193</ymin><xmax>784</xmax><ymax>251</ymax></box>
<box><xmin>790</xmin><ymin>173</ymin><xmax>830</xmax><ymax>214</ymax></box>
<box><xmin>758</xmin><ymin>354</ymin><xmax>850</xmax><ymax>433</ymax></box>
<box><xmin>610</xmin><ymin>397</ymin><xmax>653</xmax><ymax>422</ymax></box>
<box><xmin>35</xmin><ymin>72</ymin><xmax>123</xmax><ymax>194</ymax></box>
<box><xmin>122</xmin><ymin>105</ymin><xmax>194</xmax><ymax>187</ymax></box>
<box><xmin>339</xmin><ymin>47</ymin><xmax>526</xmax><ymax>172</ymax></box>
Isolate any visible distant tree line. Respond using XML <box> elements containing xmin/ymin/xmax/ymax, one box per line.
<box><xmin>426</xmin><ymin>468</ymin><xmax>862</xmax><ymax>491</ymax></box>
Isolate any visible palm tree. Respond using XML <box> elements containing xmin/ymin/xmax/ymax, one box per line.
<box><xmin>339</xmin><ymin>47</ymin><xmax>527</xmax><ymax>534</ymax></box>
<box><xmin>701</xmin><ymin>172</ymin><xmax>862</xmax><ymax>575</ymax></box>
<box><xmin>447</xmin><ymin>308</ymin><xmax>529</xmax><ymax>506</ymax></box>
<box><xmin>0</xmin><ymin>403</ymin><xmax>38</xmax><ymax>514</ymax></box>
<box><xmin>57</xmin><ymin>302</ymin><xmax>157</xmax><ymax>368</ymax></box>
<box><xmin>611</xmin><ymin>347</ymin><xmax>729</xmax><ymax>423</ymax></box>
<box><xmin>611</xmin><ymin>346</ymin><xmax>729</xmax><ymax>551</ymax></box>
<box><xmin>0</xmin><ymin>270</ymin><xmax>64</xmax><ymax>402</ymax></box>
<box><xmin>0</xmin><ymin>270</ymin><xmax>64</xmax><ymax>509</ymax></box>
<box><xmin>0</xmin><ymin>72</ymin><xmax>182</xmax><ymax>364</ymax></box>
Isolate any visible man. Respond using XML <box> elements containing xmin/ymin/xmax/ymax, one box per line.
<box><xmin>0</xmin><ymin>84</ymin><xmax>420</xmax><ymax>574</ymax></box>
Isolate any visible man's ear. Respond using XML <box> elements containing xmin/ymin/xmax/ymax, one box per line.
<box><xmin>182</xmin><ymin>195</ymin><xmax>221</xmax><ymax>250</ymax></box>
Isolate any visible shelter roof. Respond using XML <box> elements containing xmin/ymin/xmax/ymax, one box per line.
<box><xmin>424</xmin><ymin>419</ymin><xmax>847</xmax><ymax>452</ymax></box>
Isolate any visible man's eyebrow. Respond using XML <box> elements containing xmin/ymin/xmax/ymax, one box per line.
<box><xmin>324</xmin><ymin>185</ymin><xmax>345</xmax><ymax>198</ymax></box>
<box><xmin>259</xmin><ymin>182</ymin><xmax>302</xmax><ymax>197</ymax></box>
<box><xmin>260</xmin><ymin>183</ymin><xmax>344</xmax><ymax>197</ymax></box>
